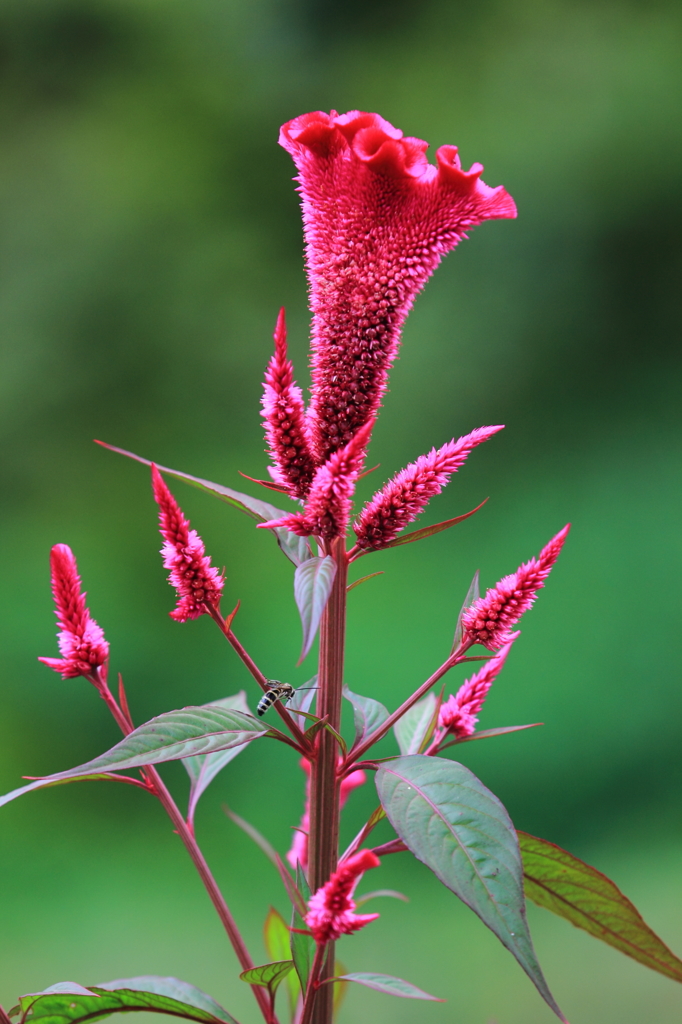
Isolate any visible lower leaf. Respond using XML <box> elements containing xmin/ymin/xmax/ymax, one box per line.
<box><xmin>519</xmin><ymin>831</ymin><xmax>682</xmax><ymax>983</ymax></box>
<box><xmin>10</xmin><ymin>977</ymin><xmax>239</xmax><ymax>1024</ymax></box>
<box><xmin>330</xmin><ymin>973</ymin><xmax>443</xmax><ymax>1001</ymax></box>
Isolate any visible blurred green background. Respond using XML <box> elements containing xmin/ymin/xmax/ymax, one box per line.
<box><xmin>0</xmin><ymin>0</ymin><xmax>681</xmax><ymax>1021</ymax></box>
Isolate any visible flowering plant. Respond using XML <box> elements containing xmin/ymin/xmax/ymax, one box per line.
<box><xmin>3</xmin><ymin>109</ymin><xmax>682</xmax><ymax>1024</ymax></box>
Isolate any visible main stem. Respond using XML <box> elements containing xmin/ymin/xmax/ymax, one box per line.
<box><xmin>307</xmin><ymin>537</ymin><xmax>348</xmax><ymax>1024</ymax></box>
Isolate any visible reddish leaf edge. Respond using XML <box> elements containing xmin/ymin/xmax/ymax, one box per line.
<box><xmin>519</xmin><ymin>831</ymin><xmax>682</xmax><ymax>983</ymax></box>
<box><xmin>354</xmin><ymin>498</ymin><xmax>489</xmax><ymax>557</ymax></box>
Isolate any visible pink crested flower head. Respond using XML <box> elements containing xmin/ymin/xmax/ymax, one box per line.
<box><xmin>353</xmin><ymin>425</ymin><xmax>503</xmax><ymax>550</ymax></box>
<box><xmin>280</xmin><ymin>110</ymin><xmax>516</xmax><ymax>464</ymax></box>
<box><xmin>260</xmin><ymin>418</ymin><xmax>373</xmax><ymax>540</ymax></box>
<box><xmin>261</xmin><ymin>308</ymin><xmax>316</xmax><ymax>499</ymax></box>
<box><xmin>462</xmin><ymin>525</ymin><xmax>571</xmax><ymax>650</ymax></box>
<box><xmin>287</xmin><ymin>757</ymin><xmax>366</xmax><ymax>871</ymax></box>
<box><xmin>305</xmin><ymin>848</ymin><xmax>381</xmax><ymax>944</ymax></box>
<box><xmin>151</xmin><ymin>464</ymin><xmax>224</xmax><ymax>621</ymax></box>
<box><xmin>439</xmin><ymin>639</ymin><xmax>515</xmax><ymax>739</ymax></box>
<box><xmin>39</xmin><ymin>544</ymin><xmax>109</xmax><ymax>680</ymax></box>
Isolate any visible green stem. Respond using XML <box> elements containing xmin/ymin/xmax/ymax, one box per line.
<box><xmin>307</xmin><ymin>537</ymin><xmax>348</xmax><ymax>1024</ymax></box>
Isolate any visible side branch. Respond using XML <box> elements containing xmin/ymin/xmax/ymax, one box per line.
<box><xmin>204</xmin><ymin>602</ymin><xmax>309</xmax><ymax>750</ymax></box>
<box><xmin>342</xmin><ymin>640</ymin><xmax>472</xmax><ymax>769</ymax></box>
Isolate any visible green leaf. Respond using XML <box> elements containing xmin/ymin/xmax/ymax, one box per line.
<box><xmin>376</xmin><ymin>755</ymin><xmax>566</xmax><ymax>1023</ymax></box>
<box><xmin>225</xmin><ymin>807</ymin><xmax>307</xmax><ymax>915</ymax></box>
<box><xmin>344</xmin><ymin>686</ymin><xmax>389</xmax><ymax>748</ymax></box>
<box><xmin>287</xmin><ymin>676</ymin><xmax>317</xmax><ymax>729</ymax></box>
<box><xmin>393</xmin><ymin>693</ymin><xmax>437</xmax><ymax>755</ymax></box>
<box><xmin>33</xmin><ymin>707</ymin><xmax>268</xmax><ymax>785</ymax></box>
<box><xmin>330</xmin><ymin>974</ymin><xmax>443</xmax><ymax>1001</ymax></box>
<box><xmin>451</xmin><ymin>569</ymin><xmax>480</xmax><ymax>654</ymax></box>
<box><xmin>347</xmin><ymin>571</ymin><xmax>384</xmax><ymax>593</ymax></box>
<box><xmin>10</xmin><ymin>977</ymin><xmax>239</xmax><ymax>1024</ymax></box>
<box><xmin>354</xmin><ymin>889</ymin><xmax>409</xmax><ymax>906</ymax></box>
<box><xmin>372</xmin><ymin>500</ymin><xmax>488</xmax><ymax>553</ymax></box>
<box><xmin>239</xmin><ymin>962</ymin><xmax>294</xmax><ymax>994</ymax></box>
<box><xmin>519</xmin><ymin>831</ymin><xmax>682</xmax><ymax>983</ymax></box>
<box><xmin>290</xmin><ymin>865</ymin><xmax>314</xmax><ymax>992</ymax></box>
<box><xmin>264</xmin><ymin>909</ymin><xmax>300</xmax><ymax>1019</ymax></box>
<box><xmin>445</xmin><ymin>723</ymin><xmax>542</xmax><ymax>746</ymax></box>
<box><xmin>183</xmin><ymin>694</ymin><xmax>252</xmax><ymax>825</ymax></box>
<box><xmin>94</xmin><ymin>442</ymin><xmax>312</xmax><ymax>566</ymax></box>
<box><xmin>0</xmin><ymin>773</ymin><xmax>143</xmax><ymax>811</ymax></box>
<box><xmin>293</xmin><ymin>556</ymin><xmax>337</xmax><ymax>664</ymax></box>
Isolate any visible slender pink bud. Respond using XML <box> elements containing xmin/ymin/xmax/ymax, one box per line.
<box><xmin>260</xmin><ymin>419</ymin><xmax>373</xmax><ymax>540</ymax></box>
<box><xmin>261</xmin><ymin>308</ymin><xmax>316</xmax><ymax>499</ymax></box>
<box><xmin>151</xmin><ymin>464</ymin><xmax>224</xmax><ymax>621</ymax></box>
<box><xmin>305</xmin><ymin>849</ymin><xmax>381</xmax><ymax>944</ymax></box>
<box><xmin>287</xmin><ymin>758</ymin><xmax>366</xmax><ymax>871</ymax></box>
<box><xmin>462</xmin><ymin>525</ymin><xmax>571</xmax><ymax>650</ymax></box>
<box><xmin>438</xmin><ymin>640</ymin><xmax>515</xmax><ymax>739</ymax></box>
<box><xmin>39</xmin><ymin>544</ymin><xmax>109</xmax><ymax>679</ymax></box>
<box><xmin>353</xmin><ymin>425</ymin><xmax>503</xmax><ymax>550</ymax></box>
<box><xmin>280</xmin><ymin>110</ymin><xmax>516</xmax><ymax>464</ymax></box>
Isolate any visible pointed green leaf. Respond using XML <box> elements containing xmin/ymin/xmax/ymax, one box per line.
<box><xmin>225</xmin><ymin>808</ymin><xmax>307</xmax><ymax>915</ymax></box>
<box><xmin>344</xmin><ymin>687</ymin><xmax>389</xmax><ymax>747</ymax></box>
<box><xmin>373</xmin><ymin>500</ymin><xmax>488</xmax><ymax>552</ymax></box>
<box><xmin>288</xmin><ymin>677</ymin><xmax>318</xmax><ymax>729</ymax></box>
<box><xmin>393</xmin><ymin>693</ymin><xmax>437</xmax><ymax>755</ymax></box>
<box><xmin>239</xmin><ymin>962</ymin><xmax>294</xmax><ymax>994</ymax></box>
<box><xmin>293</xmin><ymin>556</ymin><xmax>336</xmax><ymax>663</ymax></box>
<box><xmin>0</xmin><ymin>773</ymin><xmax>144</xmax><ymax>811</ymax></box>
<box><xmin>264</xmin><ymin>909</ymin><xmax>300</xmax><ymax>1019</ymax></box>
<box><xmin>10</xmin><ymin>977</ymin><xmax>239</xmax><ymax>1024</ymax></box>
<box><xmin>183</xmin><ymin>694</ymin><xmax>252</xmax><ymax>824</ymax></box>
<box><xmin>376</xmin><ymin>756</ymin><xmax>566</xmax><ymax>1022</ymax></box>
<box><xmin>519</xmin><ymin>831</ymin><xmax>682</xmax><ymax>983</ymax></box>
<box><xmin>330</xmin><ymin>974</ymin><xmax>442</xmax><ymax>1001</ymax></box>
<box><xmin>354</xmin><ymin>889</ymin><xmax>409</xmax><ymax>906</ymax></box>
<box><xmin>446</xmin><ymin>723</ymin><xmax>542</xmax><ymax>745</ymax></box>
<box><xmin>347</xmin><ymin>572</ymin><xmax>384</xmax><ymax>593</ymax></box>
<box><xmin>291</xmin><ymin>865</ymin><xmax>314</xmax><ymax>992</ymax></box>
<box><xmin>95</xmin><ymin>442</ymin><xmax>312</xmax><ymax>566</ymax></box>
<box><xmin>30</xmin><ymin>707</ymin><xmax>267</xmax><ymax>786</ymax></box>
<box><xmin>452</xmin><ymin>569</ymin><xmax>481</xmax><ymax>654</ymax></box>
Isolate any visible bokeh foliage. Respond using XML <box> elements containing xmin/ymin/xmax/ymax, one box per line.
<box><xmin>0</xmin><ymin>0</ymin><xmax>681</xmax><ymax>1021</ymax></box>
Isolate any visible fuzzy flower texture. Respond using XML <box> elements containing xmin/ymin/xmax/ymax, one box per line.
<box><xmin>39</xmin><ymin>544</ymin><xmax>109</xmax><ymax>679</ymax></box>
<box><xmin>261</xmin><ymin>110</ymin><xmax>515</xmax><ymax>544</ymax></box>
<box><xmin>151</xmin><ymin>465</ymin><xmax>224</xmax><ymax>621</ymax></box>
<box><xmin>438</xmin><ymin>640</ymin><xmax>515</xmax><ymax>740</ymax></box>
<box><xmin>305</xmin><ymin>849</ymin><xmax>381</xmax><ymax>944</ymax></box>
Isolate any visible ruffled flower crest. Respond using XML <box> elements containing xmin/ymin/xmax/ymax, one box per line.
<box><xmin>279</xmin><ymin>110</ymin><xmax>516</xmax><ymax>464</ymax></box>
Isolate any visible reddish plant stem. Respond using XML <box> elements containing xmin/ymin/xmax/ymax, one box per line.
<box><xmin>89</xmin><ymin>670</ymin><xmax>276</xmax><ymax>1024</ymax></box>
<box><xmin>300</xmin><ymin>943</ymin><xmax>329</xmax><ymax>1024</ymax></box>
<box><xmin>341</xmin><ymin>640</ymin><xmax>472</xmax><ymax>769</ymax></box>
<box><xmin>0</xmin><ymin>1005</ymin><xmax>12</xmax><ymax>1024</ymax></box>
<box><xmin>306</xmin><ymin>536</ymin><xmax>348</xmax><ymax>1024</ymax></box>
<box><xmin>204</xmin><ymin>602</ymin><xmax>309</xmax><ymax>750</ymax></box>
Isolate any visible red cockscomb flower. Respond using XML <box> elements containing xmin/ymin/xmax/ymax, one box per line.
<box><xmin>261</xmin><ymin>307</ymin><xmax>316</xmax><ymax>499</ymax></box>
<box><xmin>151</xmin><ymin>464</ymin><xmax>224</xmax><ymax>621</ymax></box>
<box><xmin>438</xmin><ymin>639</ymin><xmax>516</xmax><ymax>739</ymax></box>
<box><xmin>39</xmin><ymin>544</ymin><xmax>109</xmax><ymax>679</ymax></box>
<box><xmin>305</xmin><ymin>849</ymin><xmax>381</xmax><ymax>944</ymax></box>
<box><xmin>280</xmin><ymin>110</ymin><xmax>516</xmax><ymax>465</ymax></box>
<box><xmin>462</xmin><ymin>525</ymin><xmax>571</xmax><ymax>650</ymax></box>
<box><xmin>353</xmin><ymin>425</ymin><xmax>503</xmax><ymax>550</ymax></box>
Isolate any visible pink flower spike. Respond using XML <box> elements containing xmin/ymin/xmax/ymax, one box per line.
<box><xmin>305</xmin><ymin>848</ymin><xmax>381</xmax><ymax>944</ymax></box>
<box><xmin>439</xmin><ymin>639</ymin><xmax>516</xmax><ymax>739</ymax></box>
<box><xmin>287</xmin><ymin>758</ymin><xmax>366</xmax><ymax>871</ymax></box>
<box><xmin>462</xmin><ymin>524</ymin><xmax>571</xmax><ymax>650</ymax></box>
<box><xmin>280</xmin><ymin>110</ymin><xmax>516</xmax><ymax>464</ymax></box>
<box><xmin>259</xmin><ymin>418</ymin><xmax>374</xmax><ymax>540</ymax></box>
<box><xmin>261</xmin><ymin>308</ymin><xmax>316</xmax><ymax>499</ymax></box>
<box><xmin>151</xmin><ymin>464</ymin><xmax>224</xmax><ymax>621</ymax></box>
<box><xmin>39</xmin><ymin>544</ymin><xmax>109</xmax><ymax>680</ymax></box>
<box><xmin>353</xmin><ymin>425</ymin><xmax>504</xmax><ymax>550</ymax></box>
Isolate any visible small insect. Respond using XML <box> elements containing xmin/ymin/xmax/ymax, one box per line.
<box><xmin>257</xmin><ymin>681</ymin><xmax>317</xmax><ymax>717</ymax></box>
